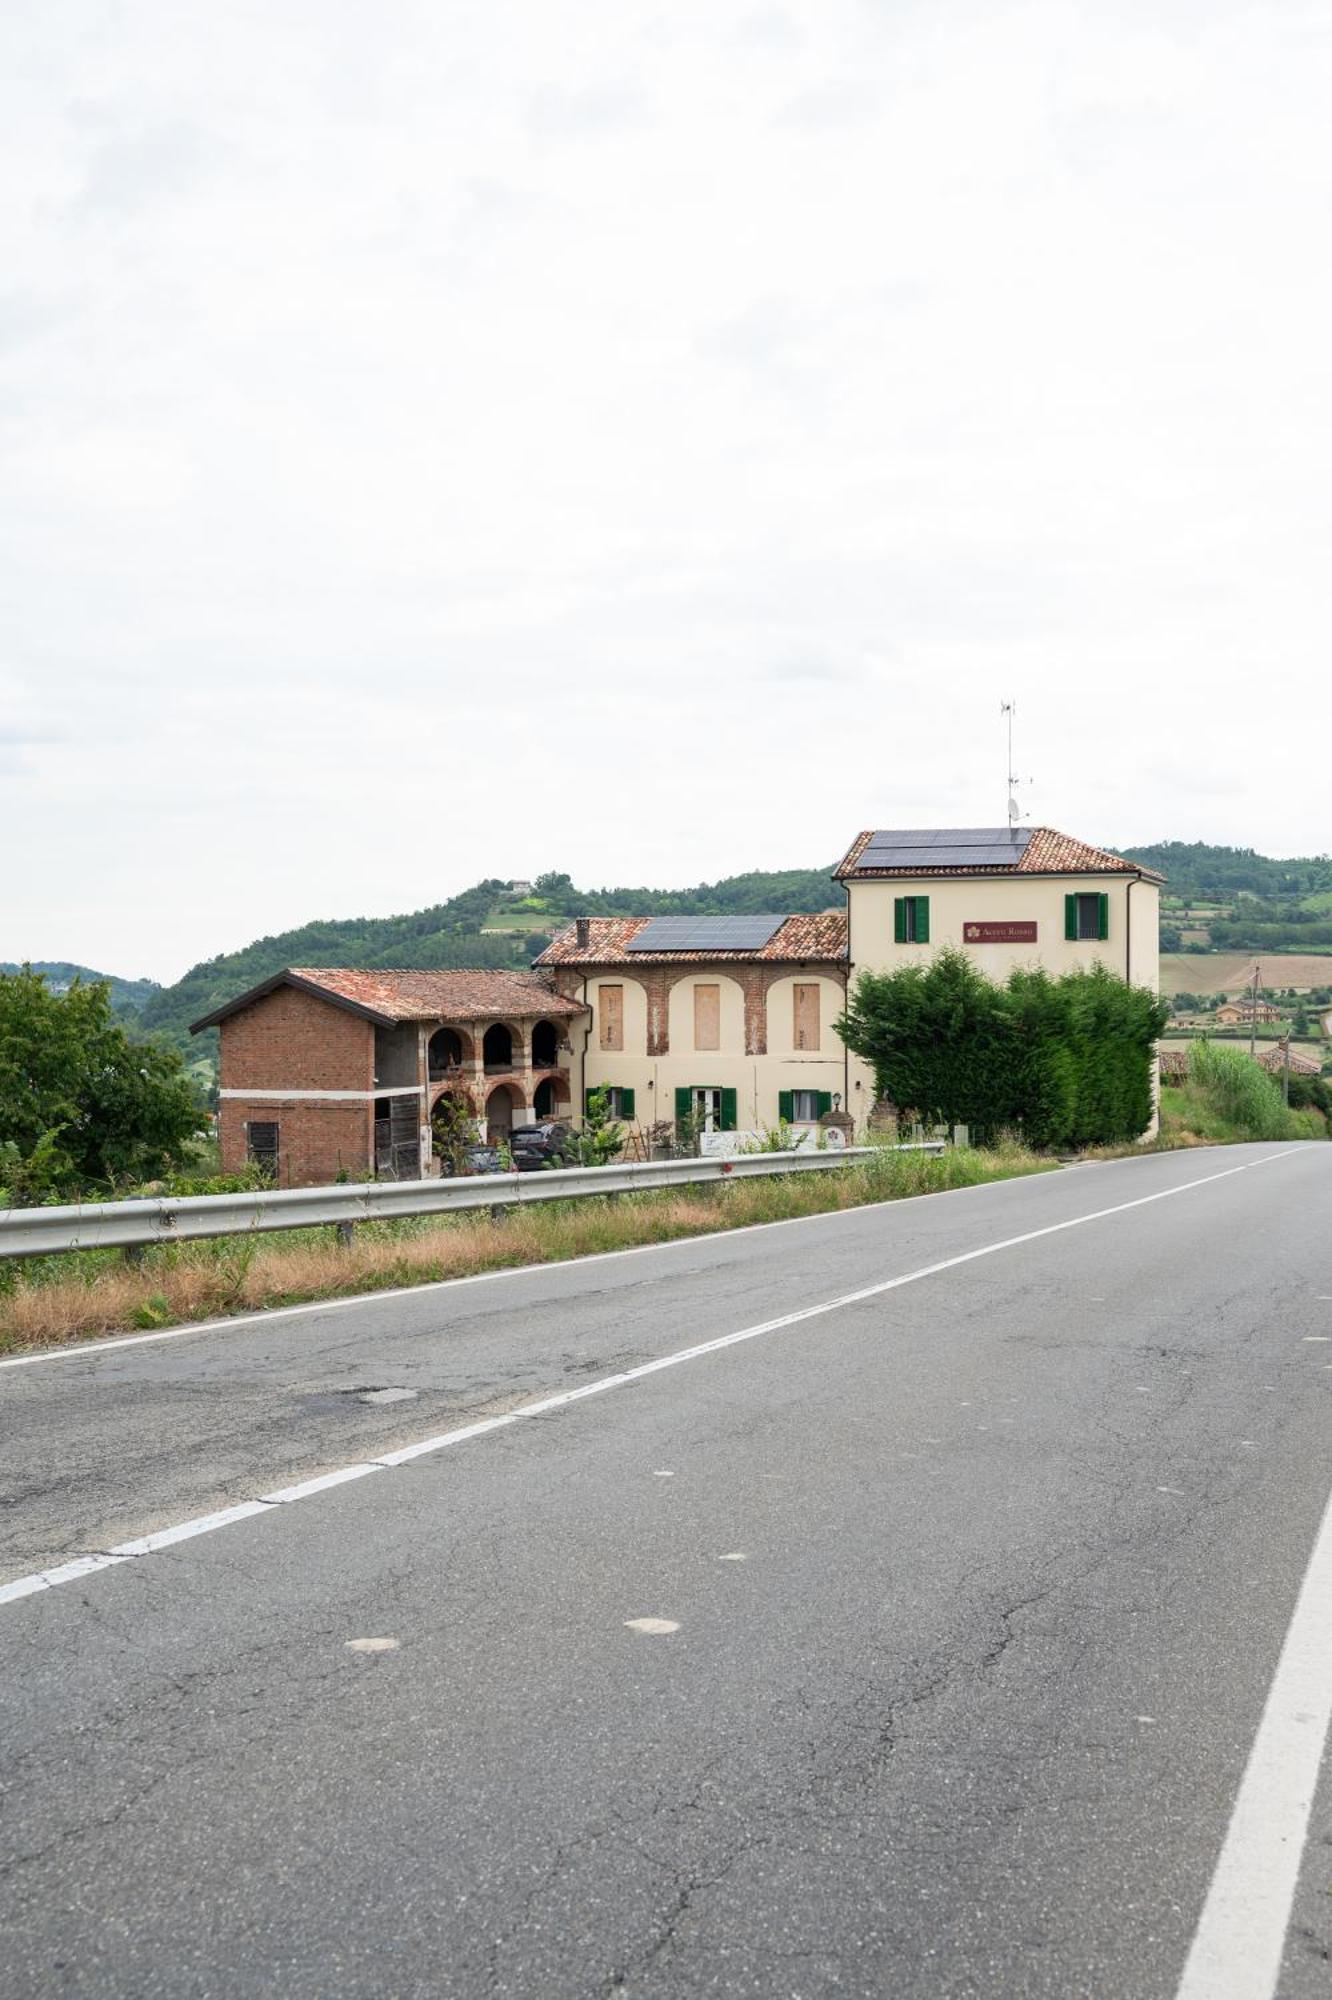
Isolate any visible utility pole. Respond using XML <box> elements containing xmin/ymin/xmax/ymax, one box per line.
<box><xmin>1249</xmin><ymin>961</ymin><xmax>1261</xmax><ymax>1062</ymax></box>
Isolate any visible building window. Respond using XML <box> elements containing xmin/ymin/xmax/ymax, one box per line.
<box><xmin>599</xmin><ymin>984</ymin><xmax>624</xmax><ymax>1052</ymax></box>
<box><xmin>793</xmin><ymin>982</ymin><xmax>820</xmax><ymax>1051</ymax></box>
<box><xmin>588</xmin><ymin>1085</ymin><xmax>636</xmax><ymax>1119</ymax></box>
<box><xmin>894</xmin><ymin>896</ymin><xmax>930</xmax><ymax>943</ymax></box>
<box><xmin>693</xmin><ymin>982</ymin><xmax>721</xmax><ymax>1051</ymax></box>
<box><xmin>780</xmin><ymin>1089</ymin><xmax>832</xmax><ymax>1124</ymax></box>
<box><xmin>246</xmin><ymin>1121</ymin><xmax>279</xmax><ymax>1176</ymax></box>
<box><xmin>1066</xmin><ymin>892</ymin><xmax>1109</xmax><ymax>941</ymax></box>
<box><xmin>674</xmin><ymin>1085</ymin><xmax>737</xmax><ymax>1133</ymax></box>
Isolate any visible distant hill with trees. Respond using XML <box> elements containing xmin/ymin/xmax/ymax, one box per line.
<box><xmin>21</xmin><ymin>840</ymin><xmax>1332</xmax><ymax>1069</ymax></box>
<box><xmin>0</xmin><ymin>962</ymin><xmax>160</xmax><ymax>1022</ymax></box>
<box><xmin>135</xmin><ymin>865</ymin><xmax>841</xmax><ymax>1060</ymax></box>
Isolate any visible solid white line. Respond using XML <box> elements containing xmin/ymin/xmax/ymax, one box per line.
<box><xmin>1174</xmin><ymin>1479</ymin><xmax>1332</xmax><ymax>2000</ymax></box>
<box><xmin>0</xmin><ymin>1145</ymin><xmax>1297</xmax><ymax>1374</ymax></box>
<box><xmin>0</xmin><ymin>1146</ymin><xmax>1302</xmax><ymax>1616</ymax></box>
<box><xmin>262</xmin><ymin>1465</ymin><xmax>384</xmax><ymax>1505</ymax></box>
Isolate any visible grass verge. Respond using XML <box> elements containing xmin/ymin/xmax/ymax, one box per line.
<box><xmin>0</xmin><ymin>1143</ymin><xmax>1052</xmax><ymax>1356</ymax></box>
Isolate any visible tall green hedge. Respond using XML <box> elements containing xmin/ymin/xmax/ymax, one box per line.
<box><xmin>837</xmin><ymin>949</ymin><xmax>1169</xmax><ymax>1148</ymax></box>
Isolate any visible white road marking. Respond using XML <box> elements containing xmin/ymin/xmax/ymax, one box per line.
<box><xmin>717</xmin><ymin>1552</ymin><xmax>748</xmax><ymax>1562</ymax></box>
<box><xmin>0</xmin><ymin>1156</ymin><xmax>1073</xmax><ymax>1371</ymax></box>
<box><xmin>652</xmin><ymin>1469</ymin><xmax>675</xmax><ymax>1478</ymax></box>
<box><xmin>1174</xmin><ymin>1478</ymin><xmax>1332</xmax><ymax>2000</ymax></box>
<box><xmin>1301</xmin><ymin>1335</ymin><xmax>1330</xmax><ymax>1343</ymax></box>
<box><xmin>0</xmin><ymin>1148</ymin><xmax>1305</xmax><ymax>1616</ymax></box>
<box><xmin>263</xmin><ymin>1465</ymin><xmax>384</xmax><ymax>1505</ymax></box>
<box><xmin>345</xmin><ymin>1636</ymin><xmax>399</xmax><ymax>1653</ymax></box>
<box><xmin>625</xmin><ymin>1618</ymin><xmax>679</xmax><ymax>1635</ymax></box>
<box><xmin>0</xmin><ymin>1146</ymin><xmax>1272</xmax><ymax>1374</ymax></box>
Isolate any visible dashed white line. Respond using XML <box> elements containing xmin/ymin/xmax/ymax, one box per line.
<box><xmin>0</xmin><ymin>1147</ymin><xmax>1303</xmax><ymax>1616</ymax></box>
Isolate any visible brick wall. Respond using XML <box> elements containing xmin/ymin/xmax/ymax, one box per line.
<box><xmin>219</xmin><ymin>984</ymin><xmax>378</xmax><ymax>1184</ymax></box>
<box><xmin>220</xmin><ymin>985</ymin><xmax>375</xmax><ymax>1092</ymax></box>
<box><xmin>220</xmin><ymin>1098</ymin><xmax>373</xmax><ymax>1185</ymax></box>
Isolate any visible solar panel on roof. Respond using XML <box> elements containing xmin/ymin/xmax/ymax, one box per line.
<box><xmin>626</xmin><ymin>914</ymin><xmax>787</xmax><ymax>952</ymax></box>
<box><xmin>861</xmin><ymin>827</ymin><xmax>1031</xmax><ymax>869</ymax></box>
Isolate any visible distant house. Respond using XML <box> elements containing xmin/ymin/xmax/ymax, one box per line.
<box><xmin>1254</xmin><ymin>1044</ymin><xmax>1322</xmax><ymax>1078</ymax></box>
<box><xmin>1214</xmin><ymin>1000</ymin><xmax>1283</xmax><ymax>1025</ymax></box>
<box><xmin>191</xmin><ymin>968</ymin><xmax>588</xmax><ymax>1185</ymax></box>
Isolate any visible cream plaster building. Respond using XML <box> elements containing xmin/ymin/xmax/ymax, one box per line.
<box><xmin>540</xmin><ymin>826</ymin><xmax>1162</xmax><ymax>1140</ymax></box>
<box><xmin>538</xmin><ymin>913</ymin><xmax>852</xmax><ymax>1138</ymax></box>
<box><xmin>836</xmin><ymin>826</ymin><xmax>1161</xmax><ymax>993</ymax></box>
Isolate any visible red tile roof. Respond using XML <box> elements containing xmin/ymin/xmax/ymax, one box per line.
<box><xmin>191</xmin><ymin>967</ymin><xmax>586</xmax><ymax>1033</ymax></box>
<box><xmin>534</xmin><ymin>911</ymin><xmax>849</xmax><ymax>967</ymax></box>
<box><xmin>834</xmin><ymin>826</ymin><xmax>1164</xmax><ymax>881</ymax></box>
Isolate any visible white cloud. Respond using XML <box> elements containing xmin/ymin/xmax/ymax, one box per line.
<box><xmin>1</xmin><ymin>0</ymin><xmax>1329</xmax><ymax>978</ymax></box>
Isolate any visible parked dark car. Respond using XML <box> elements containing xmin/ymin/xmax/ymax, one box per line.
<box><xmin>462</xmin><ymin>1143</ymin><xmax>504</xmax><ymax>1175</ymax></box>
<box><xmin>509</xmin><ymin>1121</ymin><xmax>579</xmax><ymax>1171</ymax></box>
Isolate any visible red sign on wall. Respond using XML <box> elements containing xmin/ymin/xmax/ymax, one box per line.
<box><xmin>963</xmin><ymin>921</ymin><xmax>1038</xmax><ymax>943</ymax></box>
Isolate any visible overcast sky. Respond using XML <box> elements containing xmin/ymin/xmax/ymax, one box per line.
<box><xmin>3</xmin><ymin>1</ymin><xmax>1329</xmax><ymax>983</ymax></box>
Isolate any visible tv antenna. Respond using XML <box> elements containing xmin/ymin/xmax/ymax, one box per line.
<box><xmin>1001</xmin><ymin>699</ymin><xmax>1031</xmax><ymax>826</ymax></box>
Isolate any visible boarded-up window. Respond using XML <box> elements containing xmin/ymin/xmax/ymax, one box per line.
<box><xmin>599</xmin><ymin>984</ymin><xmax>624</xmax><ymax>1051</ymax></box>
<box><xmin>793</xmin><ymin>982</ymin><xmax>820</xmax><ymax>1051</ymax></box>
<box><xmin>693</xmin><ymin>982</ymin><xmax>721</xmax><ymax>1051</ymax></box>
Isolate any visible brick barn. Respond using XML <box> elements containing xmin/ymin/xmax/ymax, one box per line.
<box><xmin>192</xmin><ymin>968</ymin><xmax>588</xmax><ymax>1186</ymax></box>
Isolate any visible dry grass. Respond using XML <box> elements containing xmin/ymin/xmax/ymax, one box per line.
<box><xmin>1160</xmin><ymin>951</ymin><xmax>1332</xmax><ymax>995</ymax></box>
<box><xmin>0</xmin><ymin>1144</ymin><xmax>1051</xmax><ymax>1356</ymax></box>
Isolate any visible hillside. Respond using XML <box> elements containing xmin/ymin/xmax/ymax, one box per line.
<box><xmin>0</xmin><ymin>962</ymin><xmax>160</xmax><ymax>1022</ymax></box>
<box><xmin>138</xmin><ymin>866</ymin><xmax>841</xmax><ymax>1057</ymax></box>
<box><xmin>27</xmin><ymin>839</ymin><xmax>1332</xmax><ymax>1066</ymax></box>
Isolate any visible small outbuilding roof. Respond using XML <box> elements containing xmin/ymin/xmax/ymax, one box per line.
<box><xmin>535</xmin><ymin>910</ymin><xmax>848</xmax><ymax>967</ymax></box>
<box><xmin>190</xmin><ymin>967</ymin><xmax>587</xmax><ymax>1033</ymax></box>
<box><xmin>834</xmin><ymin>826</ymin><xmax>1164</xmax><ymax>882</ymax></box>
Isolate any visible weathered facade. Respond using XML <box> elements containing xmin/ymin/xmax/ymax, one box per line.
<box><xmin>537</xmin><ymin>912</ymin><xmax>853</xmax><ymax>1138</ymax></box>
<box><xmin>193</xmin><ymin>968</ymin><xmax>588</xmax><ymax>1186</ymax></box>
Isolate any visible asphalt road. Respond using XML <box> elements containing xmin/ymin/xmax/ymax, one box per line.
<box><xmin>2</xmin><ymin>1143</ymin><xmax>1330</xmax><ymax>1998</ymax></box>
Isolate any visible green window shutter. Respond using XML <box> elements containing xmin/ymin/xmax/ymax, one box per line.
<box><xmin>778</xmin><ymin>1090</ymin><xmax>793</xmax><ymax>1122</ymax></box>
<box><xmin>1065</xmin><ymin>894</ymin><xmax>1078</xmax><ymax>941</ymax></box>
<box><xmin>816</xmin><ymin>1091</ymin><xmax>833</xmax><ymax>1117</ymax></box>
<box><xmin>620</xmin><ymin>1088</ymin><xmax>635</xmax><ymax>1118</ymax></box>
<box><xmin>674</xmin><ymin>1086</ymin><xmax>691</xmax><ymax>1125</ymax></box>
<box><xmin>915</xmin><ymin>896</ymin><xmax>930</xmax><ymax>944</ymax></box>
<box><xmin>894</xmin><ymin>897</ymin><xmax>907</xmax><ymax>944</ymax></box>
<box><xmin>720</xmin><ymin>1087</ymin><xmax>738</xmax><ymax>1132</ymax></box>
<box><xmin>1097</xmin><ymin>892</ymin><xmax>1109</xmax><ymax>941</ymax></box>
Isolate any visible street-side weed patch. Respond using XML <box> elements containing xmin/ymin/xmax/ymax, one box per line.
<box><xmin>0</xmin><ymin>1143</ymin><xmax>1052</xmax><ymax>1355</ymax></box>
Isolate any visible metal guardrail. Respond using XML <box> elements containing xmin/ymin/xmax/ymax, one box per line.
<box><xmin>0</xmin><ymin>1146</ymin><xmax>948</xmax><ymax>1260</ymax></box>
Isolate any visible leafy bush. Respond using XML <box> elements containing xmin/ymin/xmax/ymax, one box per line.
<box><xmin>1186</xmin><ymin>1040</ymin><xmax>1297</xmax><ymax>1140</ymax></box>
<box><xmin>838</xmin><ymin>949</ymin><xmax>1168</xmax><ymax>1149</ymax></box>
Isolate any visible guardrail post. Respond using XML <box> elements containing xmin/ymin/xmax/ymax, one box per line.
<box><xmin>335</xmin><ymin>1222</ymin><xmax>356</xmax><ymax>1249</ymax></box>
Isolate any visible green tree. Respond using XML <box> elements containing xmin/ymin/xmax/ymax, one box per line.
<box><xmin>0</xmin><ymin>969</ymin><xmax>203</xmax><ymax>1201</ymax></box>
<box><xmin>566</xmin><ymin>1088</ymin><xmax>626</xmax><ymax>1166</ymax></box>
<box><xmin>837</xmin><ymin>951</ymin><xmax>1167</xmax><ymax>1149</ymax></box>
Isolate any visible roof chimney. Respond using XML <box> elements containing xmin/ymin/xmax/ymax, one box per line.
<box><xmin>575</xmin><ymin>916</ymin><xmax>591</xmax><ymax>950</ymax></box>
